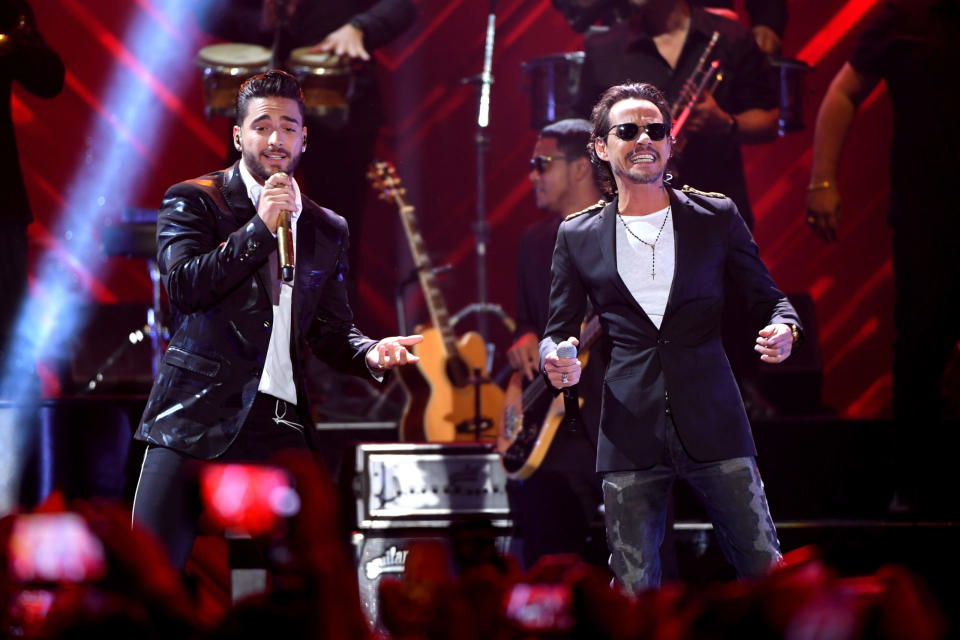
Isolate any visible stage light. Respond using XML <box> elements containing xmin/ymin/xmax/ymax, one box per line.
<box><xmin>0</xmin><ymin>0</ymin><xmax>206</xmax><ymax>514</ymax></box>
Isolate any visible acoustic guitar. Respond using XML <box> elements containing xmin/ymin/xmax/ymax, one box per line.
<box><xmin>368</xmin><ymin>161</ymin><xmax>503</xmax><ymax>442</ymax></box>
<box><xmin>498</xmin><ymin>315</ymin><xmax>602</xmax><ymax>479</ymax></box>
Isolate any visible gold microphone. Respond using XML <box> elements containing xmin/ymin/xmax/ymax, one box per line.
<box><xmin>273</xmin><ymin>171</ymin><xmax>295</xmax><ymax>282</ymax></box>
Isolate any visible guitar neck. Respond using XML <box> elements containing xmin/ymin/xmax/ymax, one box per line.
<box><xmin>579</xmin><ymin>315</ymin><xmax>602</xmax><ymax>351</ymax></box>
<box><xmin>395</xmin><ymin>201</ymin><xmax>458</xmax><ymax>356</ymax></box>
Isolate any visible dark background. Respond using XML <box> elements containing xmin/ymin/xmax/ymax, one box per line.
<box><xmin>14</xmin><ymin>0</ymin><xmax>893</xmax><ymax>417</ymax></box>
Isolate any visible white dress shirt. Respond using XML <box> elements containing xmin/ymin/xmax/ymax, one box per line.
<box><xmin>238</xmin><ymin>161</ymin><xmax>302</xmax><ymax>405</ymax></box>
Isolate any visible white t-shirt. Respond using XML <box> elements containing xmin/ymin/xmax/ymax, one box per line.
<box><xmin>615</xmin><ymin>205</ymin><xmax>675</xmax><ymax>329</ymax></box>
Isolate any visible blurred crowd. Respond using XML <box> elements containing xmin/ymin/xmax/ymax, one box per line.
<box><xmin>0</xmin><ymin>451</ymin><xmax>948</xmax><ymax>639</ymax></box>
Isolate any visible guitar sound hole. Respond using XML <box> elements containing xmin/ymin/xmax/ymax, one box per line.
<box><xmin>445</xmin><ymin>356</ymin><xmax>471</xmax><ymax>387</ymax></box>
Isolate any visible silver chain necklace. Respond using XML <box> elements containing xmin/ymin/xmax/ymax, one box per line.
<box><xmin>618</xmin><ymin>206</ymin><xmax>671</xmax><ymax>279</ymax></box>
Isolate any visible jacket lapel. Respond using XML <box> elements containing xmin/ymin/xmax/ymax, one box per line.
<box><xmin>220</xmin><ymin>162</ymin><xmax>275</xmax><ymax>301</ymax></box>
<box><xmin>220</xmin><ymin>163</ymin><xmax>257</xmax><ymax>228</ymax></box>
<box><xmin>661</xmin><ymin>187</ymin><xmax>686</xmax><ymax>324</ymax></box>
<box><xmin>292</xmin><ymin>205</ymin><xmax>316</xmax><ymax>340</ymax></box>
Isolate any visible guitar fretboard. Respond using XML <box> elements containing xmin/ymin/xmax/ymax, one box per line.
<box><xmin>393</xmin><ymin>202</ymin><xmax>458</xmax><ymax>358</ymax></box>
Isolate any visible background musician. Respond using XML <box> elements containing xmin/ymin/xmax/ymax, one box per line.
<box><xmin>806</xmin><ymin>0</ymin><xmax>960</xmax><ymax>518</ymax></box>
<box><xmin>550</xmin><ymin>0</ymin><xmax>787</xmax><ymax>55</ymax></box>
<box><xmin>199</xmin><ymin>0</ymin><xmax>416</xmax><ymax>285</ymax></box>
<box><xmin>690</xmin><ymin>0</ymin><xmax>787</xmax><ymax>55</ymax></box>
<box><xmin>505</xmin><ymin>119</ymin><xmax>606</xmax><ymax>569</ymax></box>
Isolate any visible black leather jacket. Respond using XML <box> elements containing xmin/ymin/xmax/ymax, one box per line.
<box><xmin>137</xmin><ymin>163</ymin><xmax>377</xmax><ymax>458</ymax></box>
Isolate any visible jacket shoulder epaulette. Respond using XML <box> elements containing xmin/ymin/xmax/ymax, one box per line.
<box><xmin>681</xmin><ymin>185</ymin><xmax>727</xmax><ymax>199</ymax></box>
<box><xmin>564</xmin><ymin>200</ymin><xmax>606</xmax><ymax>221</ymax></box>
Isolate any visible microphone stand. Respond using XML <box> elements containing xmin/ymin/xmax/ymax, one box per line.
<box><xmin>460</xmin><ymin>0</ymin><xmax>498</xmax><ymax>370</ymax></box>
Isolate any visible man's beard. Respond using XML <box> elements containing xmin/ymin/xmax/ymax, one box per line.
<box><xmin>613</xmin><ymin>161</ymin><xmax>664</xmax><ymax>186</ymax></box>
<box><xmin>243</xmin><ymin>147</ymin><xmax>302</xmax><ymax>183</ymax></box>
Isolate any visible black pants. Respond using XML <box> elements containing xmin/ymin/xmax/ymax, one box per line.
<box><xmin>132</xmin><ymin>393</ymin><xmax>310</xmax><ymax>568</ymax></box>
<box><xmin>506</xmin><ymin>426</ymin><xmax>603</xmax><ymax>570</ymax></box>
<box><xmin>891</xmin><ymin>212</ymin><xmax>960</xmax><ymax>508</ymax></box>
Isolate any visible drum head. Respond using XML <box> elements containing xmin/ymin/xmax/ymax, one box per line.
<box><xmin>288</xmin><ymin>46</ymin><xmax>350</xmax><ymax>73</ymax></box>
<box><xmin>196</xmin><ymin>43</ymin><xmax>271</xmax><ymax>67</ymax></box>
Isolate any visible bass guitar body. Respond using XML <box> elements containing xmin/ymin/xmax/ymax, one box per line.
<box><xmin>499</xmin><ymin>374</ymin><xmax>570</xmax><ymax>479</ymax></box>
<box><xmin>498</xmin><ymin>350</ymin><xmax>592</xmax><ymax>480</ymax></box>
<box><xmin>397</xmin><ymin>326</ymin><xmax>503</xmax><ymax>442</ymax></box>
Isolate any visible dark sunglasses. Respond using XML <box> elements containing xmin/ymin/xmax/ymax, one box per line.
<box><xmin>529</xmin><ymin>155</ymin><xmax>571</xmax><ymax>174</ymax></box>
<box><xmin>606</xmin><ymin>122</ymin><xmax>668</xmax><ymax>142</ymax></box>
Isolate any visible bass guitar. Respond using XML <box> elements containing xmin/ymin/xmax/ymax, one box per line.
<box><xmin>368</xmin><ymin>161</ymin><xmax>503</xmax><ymax>442</ymax></box>
<box><xmin>498</xmin><ymin>315</ymin><xmax>602</xmax><ymax>479</ymax></box>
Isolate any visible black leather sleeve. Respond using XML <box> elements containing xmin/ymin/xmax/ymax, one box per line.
<box><xmin>157</xmin><ymin>184</ymin><xmax>275</xmax><ymax>315</ymax></box>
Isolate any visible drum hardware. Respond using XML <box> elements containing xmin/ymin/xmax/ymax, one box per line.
<box><xmin>770</xmin><ymin>57</ymin><xmax>813</xmax><ymax>136</ymax></box>
<box><xmin>99</xmin><ymin>207</ymin><xmax>168</xmax><ymax>381</ymax></box>
<box><xmin>520</xmin><ymin>51</ymin><xmax>585</xmax><ymax>130</ymax></box>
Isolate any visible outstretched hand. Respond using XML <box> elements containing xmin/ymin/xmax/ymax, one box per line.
<box><xmin>367</xmin><ymin>334</ymin><xmax>423</xmax><ymax>371</ymax></box>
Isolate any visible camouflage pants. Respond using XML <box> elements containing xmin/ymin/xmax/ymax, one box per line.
<box><xmin>602</xmin><ymin>423</ymin><xmax>780</xmax><ymax>592</ymax></box>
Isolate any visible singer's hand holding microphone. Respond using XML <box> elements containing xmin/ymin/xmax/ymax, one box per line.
<box><xmin>544</xmin><ymin>337</ymin><xmax>581</xmax><ymax>390</ymax></box>
<box><xmin>260</xmin><ymin>171</ymin><xmax>296</xmax><ymax>281</ymax></box>
<box><xmin>258</xmin><ymin>172</ymin><xmax>296</xmax><ymax>233</ymax></box>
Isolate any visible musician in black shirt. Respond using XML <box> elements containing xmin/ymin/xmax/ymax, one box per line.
<box><xmin>574</xmin><ymin>0</ymin><xmax>778</xmax><ymax>229</ymax></box>
<box><xmin>505</xmin><ymin>119</ymin><xmax>606</xmax><ymax>570</ymax></box>
<box><xmin>199</xmin><ymin>0</ymin><xmax>416</xmax><ymax>281</ymax></box>
<box><xmin>806</xmin><ymin>0</ymin><xmax>960</xmax><ymax>516</ymax></box>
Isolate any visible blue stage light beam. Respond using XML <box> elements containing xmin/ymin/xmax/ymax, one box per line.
<box><xmin>0</xmin><ymin>0</ymin><xmax>207</xmax><ymax>514</ymax></box>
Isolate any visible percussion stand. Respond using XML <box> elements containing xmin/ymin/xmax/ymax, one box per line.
<box><xmin>459</xmin><ymin>0</ymin><xmax>498</xmax><ymax>372</ymax></box>
<box><xmin>271</xmin><ymin>0</ymin><xmax>289</xmax><ymax>69</ymax></box>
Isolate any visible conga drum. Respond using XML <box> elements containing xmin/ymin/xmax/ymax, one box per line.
<box><xmin>195</xmin><ymin>43</ymin><xmax>271</xmax><ymax>118</ymax></box>
<box><xmin>287</xmin><ymin>47</ymin><xmax>355</xmax><ymax>126</ymax></box>
<box><xmin>520</xmin><ymin>51</ymin><xmax>585</xmax><ymax>130</ymax></box>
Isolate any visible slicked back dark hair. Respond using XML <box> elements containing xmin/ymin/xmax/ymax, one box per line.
<box><xmin>235</xmin><ymin>69</ymin><xmax>306</xmax><ymax>126</ymax></box>
<box><xmin>588</xmin><ymin>82</ymin><xmax>672</xmax><ymax>195</ymax></box>
<box><xmin>539</xmin><ymin>118</ymin><xmax>604</xmax><ymax>192</ymax></box>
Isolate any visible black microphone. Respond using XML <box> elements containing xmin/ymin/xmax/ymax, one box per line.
<box><xmin>556</xmin><ymin>339</ymin><xmax>577</xmax><ymax>399</ymax></box>
<box><xmin>273</xmin><ymin>171</ymin><xmax>295</xmax><ymax>282</ymax></box>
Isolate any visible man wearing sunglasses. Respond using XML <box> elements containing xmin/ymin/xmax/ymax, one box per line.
<box><xmin>540</xmin><ymin>83</ymin><xmax>801</xmax><ymax>591</ymax></box>
<box><xmin>574</xmin><ymin>0</ymin><xmax>781</xmax><ymax>421</ymax></box>
<box><xmin>505</xmin><ymin>119</ymin><xmax>606</xmax><ymax>570</ymax></box>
